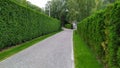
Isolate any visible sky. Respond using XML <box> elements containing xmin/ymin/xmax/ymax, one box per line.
<box><xmin>26</xmin><ymin>0</ymin><xmax>51</xmax><ymax>8</ymax></box>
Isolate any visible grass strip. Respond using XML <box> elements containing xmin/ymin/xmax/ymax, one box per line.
<box><xmin>73</xmin><ymin>30</ymin><xmax>103</xmax><ymax>68</ymax></box>
<box><xmin>0</xmin><ymin>31</ymin><xmax>59</xmax><ymax>61</ymax></box>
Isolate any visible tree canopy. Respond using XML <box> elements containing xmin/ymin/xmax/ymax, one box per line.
<box><xmin>45</xmin><ymin>0</ymin><xmax>118</xmax><ymax>24</ymax></box>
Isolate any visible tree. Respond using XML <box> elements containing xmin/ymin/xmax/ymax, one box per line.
<box><xmin>45</xmin><ymin>0</ymin><xmax>118</xmax><ymax>25</ymax></box>
<box><xmin>45</xmin><ymin>0</ymin><xmax>68</xmax><ymax>26</ymax></box>
<box><xmin>66</xmin><ymin>0</ymin><xmax>95</xmax><ymax>22</ymax></box>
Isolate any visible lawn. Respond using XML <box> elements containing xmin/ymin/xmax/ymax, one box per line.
<box><xmin>0</xmin><ymin>31</ymin><xmax>59</xmax><ymax>61</ymax></box>
<box><xmin>73</xmin><ymin>30</ymin><xmax>103</xmax><ymax>68</ymax></box>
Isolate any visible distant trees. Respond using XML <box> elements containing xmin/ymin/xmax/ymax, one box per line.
<box><xmin>45</xmin><ymin>0</ymin><xmax>119</xmax><ymax>24</ymax></box>
<box><xmin>66</xmin><ymin>0</ymin><xmax>95</xmax><ymax>22</ymax></box>
<box><xmin>45</xmin><ymin>0</ymin><xmax>68</xmax><ymax>26</ymax></box>
<box><xmin>109</xmin><ymin>0</ymin><xmax>116</xmax><ymax>3</ymax></box>
<box><xmin>12</xmin><ymin>0</ymin><xmax>120</xmax><ymax>24</ymax></box>
<box><xmin>45</xmin><ymin>0</ymin><xmax>95</xmax><ymax>23</ymax></box>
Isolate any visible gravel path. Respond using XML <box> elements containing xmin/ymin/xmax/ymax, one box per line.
<box><xmin>0</xmin><ymin>29</ymin><xmax>74</xmax><ymax>68</ymax></box>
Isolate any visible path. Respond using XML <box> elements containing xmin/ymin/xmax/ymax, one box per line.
<box><xmin>0</xmin><ymin>29</ymin><xmax>74</xmax><ymax>68</ymax></box>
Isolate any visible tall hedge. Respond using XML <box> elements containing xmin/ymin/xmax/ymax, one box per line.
<box><xmin>0</xmin><ymin>0</ymin><xmax>61</xmax><ymax>50</ymax></box>
<box><xmin>77</xmin><ymin>2</ymin><xmax>120</xmax><ymax>68</ymax></box>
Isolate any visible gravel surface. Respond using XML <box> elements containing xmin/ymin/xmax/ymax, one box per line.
<box><xmin>0</xmin><ymin>29</ymin><xmax>74</xmax><ymax>68</ymax></box>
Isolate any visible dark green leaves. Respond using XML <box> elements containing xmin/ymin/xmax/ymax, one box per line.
<box><xmin>0</xmin><ymin>0</ymin><xmax>61</xmax><ymax>50</ymax></box>
<box><xmin>77</xmin><ymin>2</ymin><xmax>120</xmax><ymax>68</ymax></box>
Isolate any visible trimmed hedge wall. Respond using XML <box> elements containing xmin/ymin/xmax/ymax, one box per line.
<box><xmin>0</xmin><ymin>0</ymin><xmax>61</xmax><ymax>50</ymax></box>
<box><xmin>77</xmin><ymin>2</ymin><xmax>120</xmax><ymax>68</ymax></box>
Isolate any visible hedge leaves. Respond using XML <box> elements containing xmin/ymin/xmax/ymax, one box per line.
<box><xmin>0</xmin><ymin>0</ymin><xmax>61</xmax><ymax>50</ymax></box>
<box><xmin>77</xmin><ymin>2</ymin><xmax>120</xmax><ymax>68</ymax></box>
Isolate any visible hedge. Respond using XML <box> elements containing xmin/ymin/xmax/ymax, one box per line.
<box><xmin>77</xmin><ymin>2</ymin><xmax>120</xmax><ymax>68</ymax></box>
<box><xmin>64</xmin><ymin>23</ymin><xmax>72</xmax><ymax>29</ymax></box>
<box><xmin>0</xmin><ymin>0</ymin><xmax>61</xmax><ymax>50</ymax></box>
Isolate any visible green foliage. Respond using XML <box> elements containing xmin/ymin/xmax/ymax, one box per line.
<box><xmin>117</xmin><ymin>48</ymin><xmax>120</xmax><ymax>67</ymax></box>
<box><xmin>11</xmin><ymin>0</ymin><xmax>27</xmax><ymax>6</ymax></box>
<box><xmin>77</xmin><ymin>2</ymin><xmax>120</xmax><ymax>68</ymax></box>
<box><xmin>73</xmin><ymin>31</ymin><xmax>103</xmax><ymax>68</ymax></box>
<box><xmin>0</xmin><ymin>31</ymin><xmax>58</xmax><ymax>61</ymax></box>
<box><xmin>0</xmin><ymin>0</ymin><xmax>61</xmax><ymax>50</ymax></box>
<box><xmin>67</xmin><ymin>0</ymin><xmax>95</xmax><ymax>22</ymax></box>
<box><xmin>45</xmin><ymin>0</ymin><xmax>68</xmax><ymax>25</ymax></box>
<box><xmin>45</xmin><ymin>0</ymin><xmax>118</xmax><ymax>25</ymax></box>
<box><xmin>64</xmin><ymin>24</ymin><xmax>72</xmax><ymax>29</ymax></box>
<box><xmin>11</xmin><ymin>0</ymin><xmax>42</xmax><ymax>12</ymax></box>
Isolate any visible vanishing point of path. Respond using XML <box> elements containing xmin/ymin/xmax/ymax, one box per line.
<box><xmin>0</xmin><ymin>29</ymin><xmax>74</xmax><ymax>68</ymax></box>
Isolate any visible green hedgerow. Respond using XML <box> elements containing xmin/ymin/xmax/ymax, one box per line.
<box><xmin>65</xmin><ymin>24</ymin><xmax>72</xmax><ymax>29</ymax></box>
<box><xmin>77</xmin><ymin>2</ymin><xmax>120</xmax><ymax>68</ymax></box>
<box><xmin>0</xmin><ymin>0</ymin><xmax>61</xmax><ymax>50</ymax></box>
